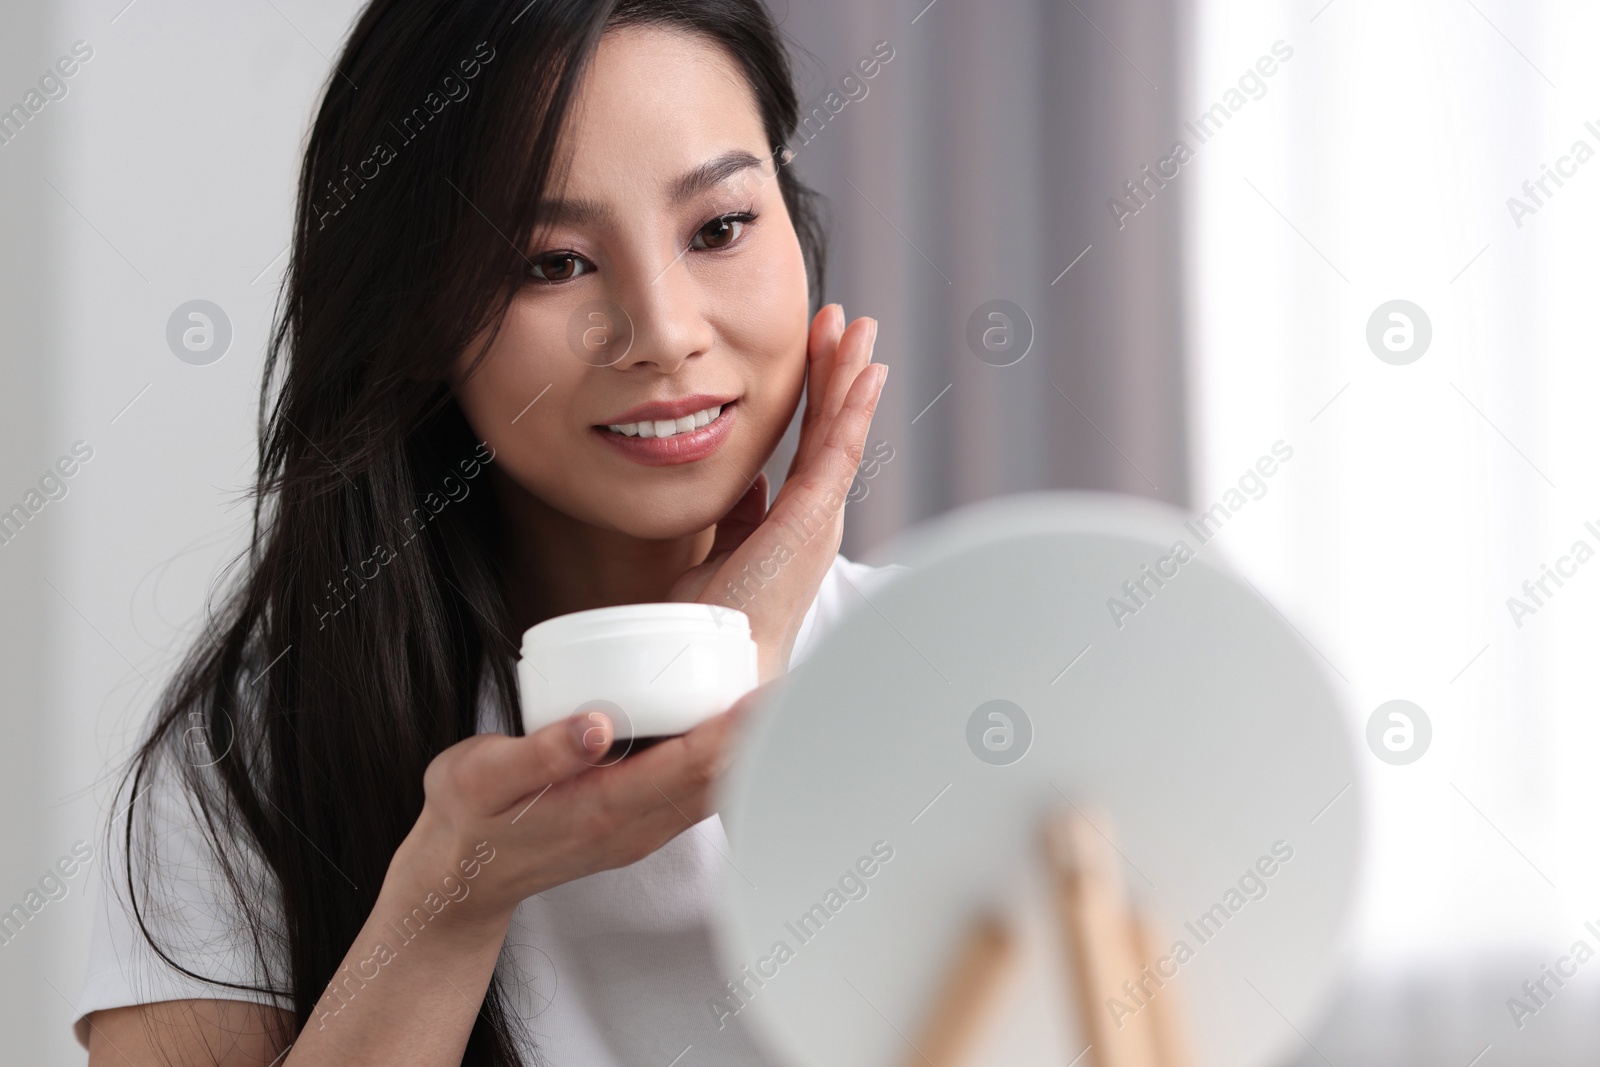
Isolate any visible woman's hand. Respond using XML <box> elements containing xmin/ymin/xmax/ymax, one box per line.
<box><xmin>669</xmin><ymin>304</ymin><xmax>887</xmax><ymax>681</ymax></box>
<box><xmin>109</xmin><ymin>695</ymin><xmax>770</xmax><ymax>1067</ymax></box>
<box><xmin>383</xmin><ymin>683</ymin><xmax>768</xmax><ymax>931</ymax></box>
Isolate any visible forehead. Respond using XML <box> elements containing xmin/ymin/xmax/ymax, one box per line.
<box><xmin>555</xmin><ymin>25</ymin><xmax>769</xmax><ymax>198</ymax></box>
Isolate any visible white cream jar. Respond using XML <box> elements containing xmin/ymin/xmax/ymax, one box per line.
<box><xmin>517</xmin><ymin>603</ymin><xmax>760</xmax><ymax>750</ymax></box>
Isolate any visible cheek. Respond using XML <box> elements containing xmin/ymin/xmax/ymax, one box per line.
<box><xmin>713</xmin><ymin>230</ymin><xmax>810</xmax><ymax>409</ymax></box>
<box><xmin>452</xmin><ymin>309</ymin><xmax>584</xmax><ymax>480</ymax></box>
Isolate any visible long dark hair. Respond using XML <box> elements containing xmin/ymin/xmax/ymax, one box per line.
<box><xmin>116</xmin><ymin>2</ymin><xmax>824</xmax><ymax>1063</ymax></box>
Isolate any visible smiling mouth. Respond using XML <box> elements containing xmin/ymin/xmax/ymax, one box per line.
<box><xmin>602</xmin><ymin>403</ymin><xmax>726</xmax><ymax>439</ymax></box>
<box><xmin>591</xmin><ymin>401</ymin><xmax>737</xmax><ymax>467</ymax></box>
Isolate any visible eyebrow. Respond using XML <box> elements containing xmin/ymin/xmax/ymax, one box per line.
<box><xmin>670</xmin><ymin>149</ymin><xmax>766</xmax><ymax>201</ymax></box>
<box><xmin>537</xmin><ymin>150</ymin><xmax>767</xmax><ymax>228</ymax></box>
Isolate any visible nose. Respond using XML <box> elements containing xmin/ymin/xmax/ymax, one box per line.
<box><xmin>606</xmin><ymin>250</ymin><xmax>715</xmax><ymax>375</ymax></box>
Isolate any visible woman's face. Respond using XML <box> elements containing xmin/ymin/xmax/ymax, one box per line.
<box><xmin>451</xmin><ymin>26</ymin><xmax>810</xmax><ymax>540</ymax></box>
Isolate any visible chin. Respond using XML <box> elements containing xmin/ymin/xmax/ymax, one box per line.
<box><xmin>590</xmin><ymin>485</ymin><xmax>747</xmax><ymax>542</ymax></box>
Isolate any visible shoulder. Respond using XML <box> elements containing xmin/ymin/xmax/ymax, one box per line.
<box><xmin>787</xmin><ymin>553</ymin><xmax>912</xmax><ymax>670</ymax></box>
<box><xmin>74</xmin><ymin>753</ymin><xmax>291</xmax><ymax>1046</ymax></box>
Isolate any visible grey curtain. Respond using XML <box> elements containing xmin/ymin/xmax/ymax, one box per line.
<box><xmin>764</xmin><ymin>0</ymin><xmax>1192</xmax><ymax>555</ymax></box>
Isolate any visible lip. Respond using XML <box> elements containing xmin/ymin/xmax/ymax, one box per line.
<box><xmin>593</xmin><ymin>401</ymin><xmax>737</xmax><ymax>467</ymax></box>
<box><xmin>598</xmin><ymin>393</ymin><xmax>738</xmax><ymax>426</ymax></box>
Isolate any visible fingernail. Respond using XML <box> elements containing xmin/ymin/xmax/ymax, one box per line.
<box><xmin>867</xmin><ymin>319</ymin><xmax>879</xmax><ymax>351</ymax></box>
<box><xmin>833</xmin><ymin>303</ymin><xmax>846</xmax><ymax>328</ymax></box>
<box><xmin>569</xmin><ymin>711</ymin><xmax>611</xmax><ymax>754</ymax></box>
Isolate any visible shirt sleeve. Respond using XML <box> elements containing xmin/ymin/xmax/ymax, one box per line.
<box><xmin>74</xmin><ymin>755</ymin><xmax>295</xmax><ymax>1048</ymax></box>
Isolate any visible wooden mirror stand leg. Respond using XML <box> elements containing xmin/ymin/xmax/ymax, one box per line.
<box><xmin>899</xmin><ymin>807</ymin><xmax>1194</xmax><ymax>1067</ymax></box>
<box><xmin>897</xmin><ymin>911</ymin><xmax>1017</xmax><ymax>1067</ymax></box>
<box><xmin>1043</xmin><ymin>808</ymin><xmax>1193</xmax><ymax>1067</ymax></box>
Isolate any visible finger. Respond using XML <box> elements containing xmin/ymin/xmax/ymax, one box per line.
<box><xmin>704</xmin><ymin>362</ymin><xmax>885</xmax><ymax>614</ymax></box>
<box><xmin>803</xmin><ymin>304</ymin><xmax>846</xmax><ymax>429</ymax></box>
<box><xmin>769</xmin><ymin>361</ymin><xmax>887</xmax><ymax>525</ymax></box>
<box><xmin>681</xmin><ymin>679</ymin><xmax>771</xmax><ymax>767</ymax></box>
<box><xmin>448</xmin><ymin>710</ymin><xmax>615</xmax><ymax>817</ymax></box>
<box><xmin>593</xmin><ymin>688</ymin><xmax>756</xmax><ymax>822</ymax></box>
<box><xmin>793</xmin><ymin>317</ymin><xmax>877</xmax><ymax>476</ymax></box>
<box><xmin>722</xmin><ymin>677</ymin><xmax>775</xmax><ymax>730</ymax></box>
<box><xmin>820</xmin><ymin>317</ymin><xmax>877</xmax><ymax>428</ymax></box>
<box><xmin>788</xmin><ymin>306</ymin><xmax>846</xmax><ymax>482</ymax></box>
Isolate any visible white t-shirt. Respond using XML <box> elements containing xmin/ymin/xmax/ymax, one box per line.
<box><xmin>76</xmin><ymin>553</ymin><xmax>906</xmax><ymax>1065</ymax></box>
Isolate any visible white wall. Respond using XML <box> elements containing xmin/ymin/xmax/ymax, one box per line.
<box><xmin>1188</xmin><ymin>0</ymin><xmax>1600</xmax><ymax>1058</ymax></box>
<box><xmin>0</xmin><ymin>2</ymin><xmax>363</xmax><ymax>1061</ymax></box>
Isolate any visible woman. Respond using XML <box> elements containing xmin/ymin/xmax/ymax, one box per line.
<box><xmin>76</xmin><ymin>1</ymin><xmax>892</xmax><ymax>1063</ymax></box>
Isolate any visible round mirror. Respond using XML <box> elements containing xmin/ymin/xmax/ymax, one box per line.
<box><xmin>716</xmin><ymin>492</ymin><xmax>1360</xmax><ymax>1067</ymax></box>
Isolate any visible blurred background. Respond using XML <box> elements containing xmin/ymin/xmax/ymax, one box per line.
<box><xmin>2</xmin><ymin>0</ymin><xmax>1597</xmax><ymax>1062</ymax></box>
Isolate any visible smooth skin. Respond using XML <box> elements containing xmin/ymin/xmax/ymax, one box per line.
<box><xmin>88</xmin><ymin>24</ymin><xmax>884</xmax><ymax>1067</ymax></box>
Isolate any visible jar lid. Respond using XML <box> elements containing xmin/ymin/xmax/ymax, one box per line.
<box><xmin>520</xmin><ymin>602</ymin><xmax>752</xmax><ymax>652</ymax></box>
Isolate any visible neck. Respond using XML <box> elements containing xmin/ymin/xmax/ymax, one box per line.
<box><xmin>490</xmin><ymin>466</ymin><xmax>714</xmax><ymax>636</ymax></box>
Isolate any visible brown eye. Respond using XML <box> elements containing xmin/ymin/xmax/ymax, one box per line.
<box><xmin>527</xmin><ymin>253</ymin><xmax>591</xmax><ymax>283</ymax></box>
<box><xmin>691</xmin><ymin>214</ymin><xmax>749</xmax><ymax>251</ymax></box>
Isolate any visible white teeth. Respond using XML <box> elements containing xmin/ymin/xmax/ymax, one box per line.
<box><xmin>606</xmin><ymin>404</ymin><xmax>723</xmax><ymax>439</ymax></box>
